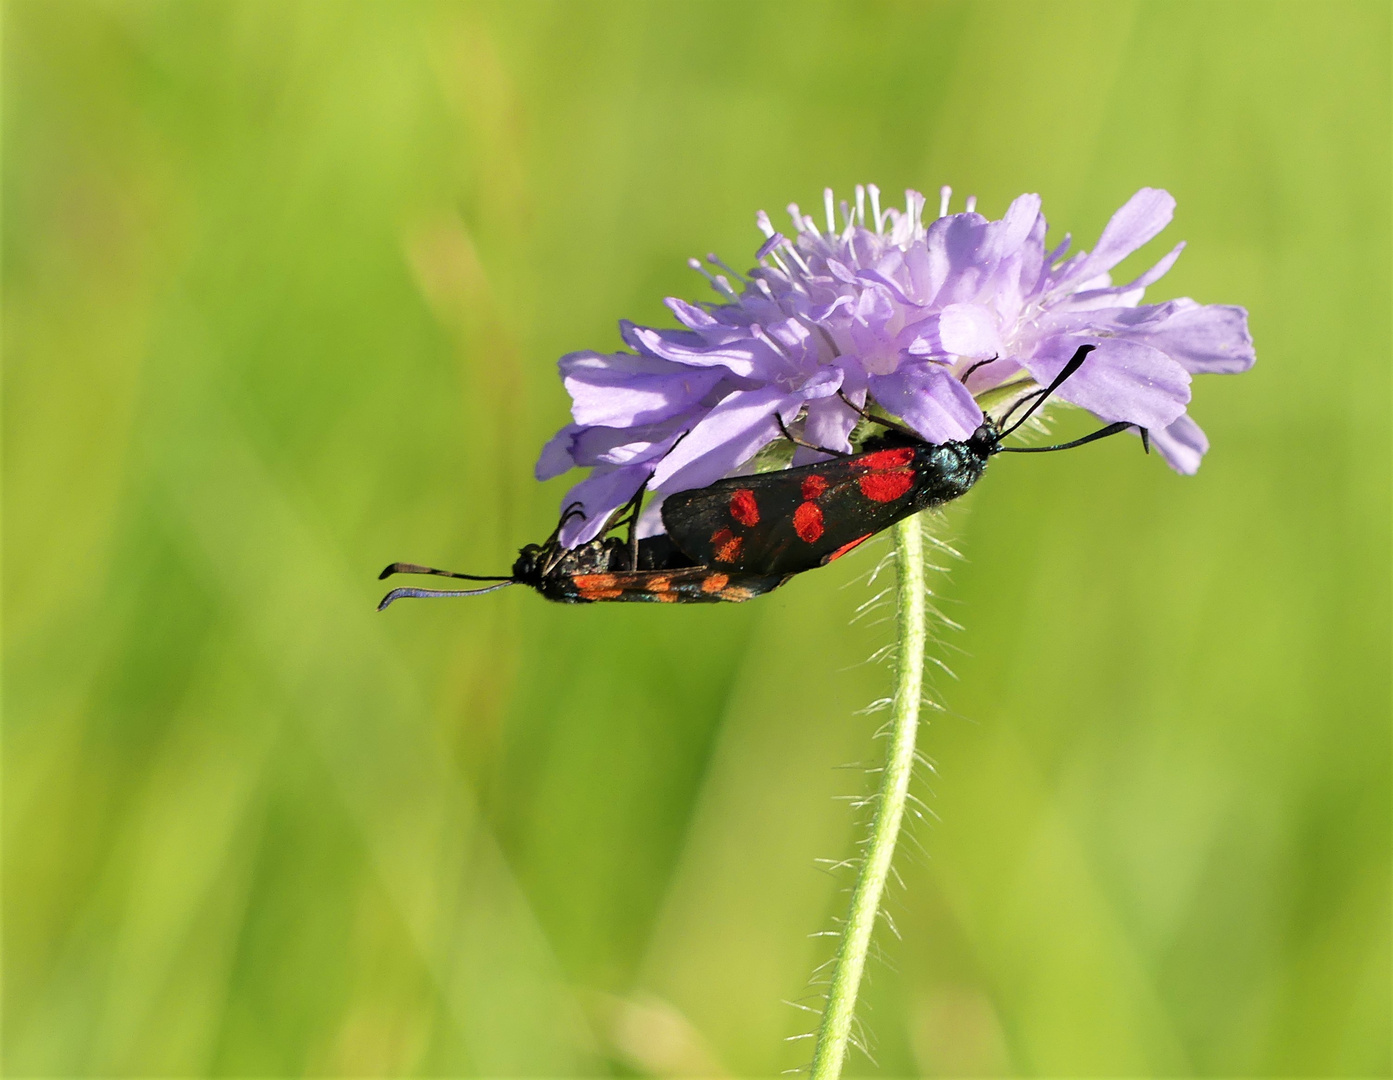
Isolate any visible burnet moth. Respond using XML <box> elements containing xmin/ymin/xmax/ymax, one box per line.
<box><xmin>377</xmin><ymin>511</ymin><xmax>789</xmax><ymax>609</ymax></box>
<box><xmin>659</xmin><ymin>344</ymin><xmax>1147</xmax><ymax>577</ymax></box>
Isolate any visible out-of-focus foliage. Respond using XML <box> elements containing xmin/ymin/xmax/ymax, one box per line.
<box><xmin>4</xmin><ymin>2</ymin><xmax>1388</xmax><ymax>1075</ymax></box>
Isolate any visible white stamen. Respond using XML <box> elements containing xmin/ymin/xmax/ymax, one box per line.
<box><xmin>840</xmin><ymin>199</ymin><xmax>853</xmax><ymax>233</ymax></box>
<box><xmin>787</xmin><ymin>203</ymin><xmax>807</xmax><ymax>232</ymax></box>
<box><xmin>707</xmin><ymin>253</ymin><xmax>745</xmax><ymax>281</ymax></box>
<box><xmin>824</xmin><ymin>188</ymin><xmax>836</xmax><ymax>235</ymax></box>
<box><xmin>855</xmin><ymin>184</ymin><xmax>866</xmax><ymax>225</ymax></box>
<box><xmin>780</xmin><ymin>240</ymin><xmax>813</xmax><ymax>276</ymax></box>
<box><xmin>906</xmin><ymin>189</ymin><xmax>925</xmax><ymax>231</ymax></box>
<box><xmin>752</xmin><ymin>322</ymin><xmax>791</xmax><ymax>360</ymax></box>
<box><xmin>938</xmin><ymin>185</ymin><xmax>951</xmax><ymax>218</ymax></box>
<box><xmin>965</xmin><ymin>195</ymin><xmax>977</xmax><ymax>213</ymax></box>
<box><xmin>868</xmin><ymin>184</ymin><xmax>883</xmax><ymax>232</ymax></box>
<box><xmin>690</xmin><ymin>257</ymin><xmax>735</xmax><ymax>298</ymax></box>
<box><xmin>756</xmin><ymin>209</ymin><xmax>777</xmax><ymax>238</ymax></box>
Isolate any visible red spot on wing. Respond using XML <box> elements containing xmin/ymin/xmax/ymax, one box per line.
<box><xmin>711</xmin><ymin>528</ymin><xmax>744</xmax><ymax>563</ymax></box>
<box><xmin>857</xmin><ymin>447</ymin><xmax>915</xmax><ymax>469</ymax></box>
<box><xmin>858</xmin><ymin>468</ymin><xmax>915</xmax><ymax>502</ymax></box>
<box><xmin>793</xmin><ymin>501</ymin><xmax>825</xmax><ymax>543</ymax></box>
<box><xmin>826</xmin><ymin>533</ymin><xmax>873</xmax><ymax>562</ymax></box>
<box><xmin>801</xmin><ymin>474</ymin><xmax>829</xmax><ymax>500</ymax></box>
<box><xmin>701</xmin><ymin>572</ymin><xmax>730</xmax><ymax>593</ymax></box>
<box><xmin>729</xmin><ymin>488</ymin><xmax>760</xmax><ymax>526</ymax></box>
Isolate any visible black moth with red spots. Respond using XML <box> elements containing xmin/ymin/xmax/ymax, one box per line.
<box><xmin>378</xmin><ymin>423</ymin><xmax>981</xmax><ymax>610</ymax></box>
<box><xmin>378</xmin><ymin>530</ymin><xmax>790</xmax><ymax>609</ymax></box>
<box><xmin>660</xmin><ymin>424</ymin><xmax>998</xmax><ymax>577</ymax></box>
<box><xmin>659</xmin><ymin>343</ymin><xmax>1143</xmax><ymax>577</ymax></box>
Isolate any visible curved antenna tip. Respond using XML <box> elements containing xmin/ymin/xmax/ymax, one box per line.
<box><xmin>376</xmin><ymin>581</ymin><xmax>516</xmax><ymax>611</ymax></box>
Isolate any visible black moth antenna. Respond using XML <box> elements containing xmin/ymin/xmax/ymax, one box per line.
<box><xmin>998</xmin><ymin>419</ymin><xmax>1148</xmax><ymax>454</ymax></box>
<box><xmin>378</xmin><ymin>561</ymin><xmax>512</xmax><ymax>583</ymax></box>
<box><xmin>377</xmin><ymin>561</ymin><xmax>516</xmax><ymax>611</ymax></box>
<box><xmin>997</xmin><ymin>343</ymin><xmax>1094</xmax><ymax>437</ymax></box>
<box><xmin>993</xmin><ymin>343</ymin><xmax>1150</xmax><ymax>455</ymax></box>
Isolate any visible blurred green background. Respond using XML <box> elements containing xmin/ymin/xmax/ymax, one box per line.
<box><xmin>5</xmin><ymin>1</ymin><xmax>1389</xmax><ymax>1076</ymax></box>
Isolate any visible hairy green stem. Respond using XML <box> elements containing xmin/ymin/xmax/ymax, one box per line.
<box><xmin>809</xmin><ymin>513</ymin><xmax>927</xmax><ymax>1080</ymax></box>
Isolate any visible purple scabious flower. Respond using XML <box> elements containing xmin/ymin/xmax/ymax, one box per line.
<box><xmin>539</xmin><ymin>185</ymin><xmax>1255</xmax><ymax>546</ymax></box>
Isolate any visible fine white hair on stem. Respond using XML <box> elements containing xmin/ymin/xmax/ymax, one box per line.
<box><xmin>802</xmin><ymin>508</ymin><xmax>969</xmax><ymax>1078</ymax></box>
<box><xmin>808</xmin><ymin>513</ymin><xmax>931</xmax><ymax>1079</ymax></box>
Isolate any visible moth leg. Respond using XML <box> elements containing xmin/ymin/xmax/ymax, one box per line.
<box><xmin>958</xmin><ymin>354</ymin><xmax>999</xmax><ymax>384</ymax></box>
<box><xmin>834</xmin><ymin>390</ymin><xmax>922</xmax><ymax>442</ymax></box>
<box><xmin>775</xmin><ymin>413</ymin><xmax>855</xmax><ymax>458</ymax></box>
<box><xmin>539</xmin><ymin>502</ymin><xmax>589</xmax><ymax>576</ymax></box>
<box><xmin>620</xmin><ymin>482</ymin><xmax>648</xmax><ymax>570</ymax></box>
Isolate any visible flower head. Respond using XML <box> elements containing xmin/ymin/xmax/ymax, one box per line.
<box><xmin>539</xmin><ymin>185</ymin><xmax>1254</xmax><ymax>546</ymax></box>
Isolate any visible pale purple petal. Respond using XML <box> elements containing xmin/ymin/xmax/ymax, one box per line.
<box><xmin>799</xmin><ymin>365</ymin><xmax>845</xmax><ymax>400</ymax></box>
<box><xmin>1150</xmin><ymin>413</ymin><xmax>1210</xmax><ymax>474</ymax></box>
<box><xmin>561</xmin><ymin>350</ymin><xmax>725</xmax><ymax>427</ymax></box>
<box><xmin>1050</xmin><ymin>242</ymin><xmax>1185</xmax><ymax>311</ymax></box>
<box><xmin>982</xmin><ymin>193</ymin><xmax>1041</xmax><ymax>268</ymax></box>
<box><xmin>762</xmin><ymin>316</ymin><xmax>822</xmax><ymax>375</ymax></box>
<box><xmin>1063</xmin><ymin>188</ymin><xmax>1176</xmax><ymax>287</ymax></box>
<box><xmin>848</xmin><ymin>283</ymin><xmax>904</xmax><ymax>374</ymax></box>
<box><xmin>938</xmin><ymin>303</ymin><xmax>1004</xmax><ymax>358</ymax></box>
<box><xmin>854</xmin><ymin>267</ymin><xmax>916</xmax><ymax>306</ymax></box>
<box><xmin>1130</xmin><ymin>240</ymin><xmax>1185</xmax><ymax>288</ymax></box>
<box><xmin>794</xmin><ymin>393</ymin><xmax>862</xmax><ymax>465</ymax></box>
<box><xmin>649</xmin><ymin>384</ymin><xmax>796</xmax><ymax>493</ymax></box>
<box><xmin>1037</xmin><ymin>300</ymin><xmax>1178</xmax><ymax>336</ymax></box>
<box><xmin>901</xmin><ymin>239</ymin><xmax>936</xmax><ymax>303</ymax></box>
<box><xmin>1050</xmin><ymin>284</ymin><xmax>1146</xmax><ymax>312</ymax></box>
<box><xmin>1014</xmin><ymin>208</ymin><xmax>1049</xmax><ymax>300</ymax></box>
<box><xmin>625</xmin><ymin>322</ymin><xmax>774</xmax><ymax>378</ymax></box>
<box><xmin>665</xmin><ymin>297</ymin><xmax>722</xmax><ymax>331</ymax></box>
<box><xmin>1025</xmin><ymin>337</ymin><xmax>1190</xmax><ymax>430</ymax></box>
<box><xmin>923</xmin><ymin>212</ymin><xmax>991</xmax><ymax>305</ymax></box>
<box><xmin>535</xmin><ymin>423</ymin><xmax>579</xmax><ymax>480</ymax></box>
<box><xmin>570</xmin><ymin>422</ymin><xmax>686</xmax><ymax>467</ymax></box>
<box><xmin>809</xmin><ymin>294</ymin><xmax>854</xmax><ymax>322</ymax></box>
<box><xmin>870</xmin><ymin>364</ymin><xmax>982</xmax><ymax>443</ymax></box>
<box><xmin>1136</xmin><ymin>301</ymin><xmax>1254</xmax><ymax>374</ymax></box>
<box><xmin>1040</xmin><ymin>299</ymin><xmax>1255</xmax><ymax>375</ymax></box>
<box><xmin>558</xmin><ymin>464</ymin><xmax>651</xmax><ymax>547</ymax></box>
<box><xmin>559</xmin><ymin>347</ymin><xmax>677</xmax><ymax>379</ymax></box>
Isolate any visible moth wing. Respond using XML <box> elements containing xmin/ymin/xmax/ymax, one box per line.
<box><xmin>559</xmin><ymin>566</ymin><xmax>787</xmax><ymax>603</ymax></box>
<box><xmin>661</xmin><ymin>448</ymin><xmax>926</xmax><ymax>575</ymax></box>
